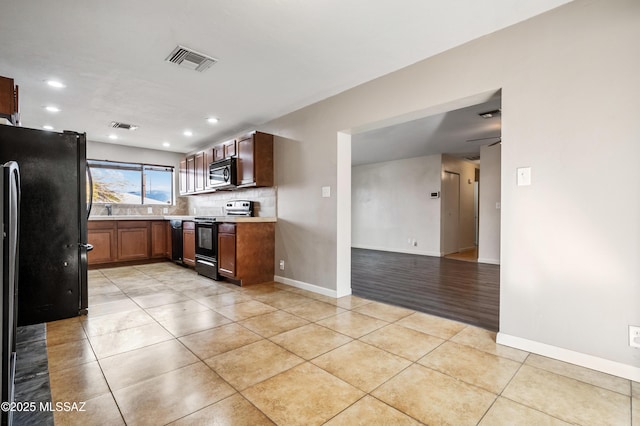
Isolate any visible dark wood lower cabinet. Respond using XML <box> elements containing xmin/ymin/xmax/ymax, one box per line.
<box><xmin>218</xmin><ymin>222</ymin><xmax>275</xmax><ymax>286</ymax></box>
<box><xmin>218</xmin><ymin>224</ymin><xmax>237</xmax><ymax>277</ymax></box>
<box><xmin>89</xmin><ymin>220</ymin><xmax>171</xmax><ymax>267</ymax></box>
<box><xmin>87</xmin><ymin>221</ymin><xmax>117</xmax><ymax>265</ymax></box>
<box><xmin>182</xmin><ymin>221</ymin><xmax>196</xmax><ymax>267</ymax></box>
<box><xmin>151</xmin><ymin>221</ymin><xmax>167</xmax><ymax>258</ymax></box>
<box><xmin>117</xmin><ymin>222</ymin><xmax>149</xmax><ymax>261</ymax></box>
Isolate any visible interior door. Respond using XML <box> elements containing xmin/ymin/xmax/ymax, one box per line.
<box><xmin>442</xmin><ymin>171</ymin><xmax>460</xmax><ymax>255</ymax></box>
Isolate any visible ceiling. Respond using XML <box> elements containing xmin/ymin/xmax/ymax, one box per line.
<box><xmin>0</xmin><ymin>1</ymin><xmax>571</xmax><ymax>154</ymax></box>
<box><xmin>352</xmin><ymin>98</ymin><xmax>502</xmax><ymax>166</ymax></box>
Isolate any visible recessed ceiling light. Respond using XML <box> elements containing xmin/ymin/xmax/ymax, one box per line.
<box><xmin>108</xmin><ymin>134</ymin><xmax>118</xmax><ymax>140</ymax></box>
<box><xmin>47</xmin><ymin>80</ymin><xmax>65</xmax><ymax>89</ymax></box>
<box><xmin>162</xmin><ymin>142</ymin><xmax>170</xmax><ymax>147</ymax></box>
<box><xmin>183</xmin><ymin>130</ymin><xmax>193</xmax><ymax>137</ymax></box>
<box><xmin>45</xmin><ymin>106</ymin><xmax>60</xmax><ymax>113</ymax></box>
<box><xmin>42</xmin><ymin>125</ymin><xmax>54</xmax><ymax>131</ymax></box>
<box><xmin>207</xmin><ymin>117</ymin><xmax>219</xmax><ymax>124</ymax></box>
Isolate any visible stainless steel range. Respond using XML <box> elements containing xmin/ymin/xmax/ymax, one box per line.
<box><xmin>194</xmin><ymin>200</ymin><xmax>254</xmax><ymax>280</ymax></box>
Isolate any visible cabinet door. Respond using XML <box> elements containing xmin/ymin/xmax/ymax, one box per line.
<box><xmin>204</xmin><ymin>148</ymin><xmax>214</xmax><ymax>189</ymax></box>
<box><xmin>213</xmin><ymin>144</ymin><xmax>224</xmax><ymax>162</ymax></box>
<box><xmin>87</xmin><ymin>228</ymin><xmax>117</xmax><ymax>264</ymax></box>
<box><xmin>183</xmin><ymin>222</ymin><xmax>196</xmax><ymax>267</ymax></box>
<box><xmin>237</xmin><ymin>134</ymin><xmax>255</xmax><ymax>186</ymax></box>
<box><xmin>218</xmin><ymin>224</ymin><xmax>236</xmax><ymax>277</ymax></box>
<box><xmin>223</xmin><ymin>140</ymin><xmax>236</xmax><ymax>158</ymax></box>
<box><xmin>194</xmin><ymin>151</ymin><xmax>205</xmax><ymax>192</ymax></box>
<box><xmin>151</xmin><ymin>221</ymin><xmax>166</xmax><ymax>258</ymax></box>
<box><xmin>179</xmin><ymin>159</ymin><xmax>187</xmax><ymax>195</ymax></box>
<box><xmin>0</xmin><ymin>77</ymin><xmax>18</xmax><ymax>116</ymax></box>
<box><xmin>165</xmin><ymin>221</ymin><xmax>172</xmax><ymax>259</ymax></box>
<box><xmin>118</xmin><ymin>226</ymin><xmax>149</xmax><ymax>261</ymax></box>
<box><xmin>186</xmin><ymin>155</ymin><xmax>195</xmax><ymax>193</ymax></box>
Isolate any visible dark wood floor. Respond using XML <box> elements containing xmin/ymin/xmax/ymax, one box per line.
<box><xmin>351</xmin><ymin>248</ymin><xmax>500</xmax><ymax>331</ymax></box>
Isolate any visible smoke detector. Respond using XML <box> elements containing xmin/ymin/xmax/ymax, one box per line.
<box><xmin>110</xmin><ymin>121</ymin><xmax>138</xmax><ymax>131</ymax></box>
<box><xmin>165</xmin><ymin>45</ymin><xmax>217</xmax><ymax>72</ymax></box>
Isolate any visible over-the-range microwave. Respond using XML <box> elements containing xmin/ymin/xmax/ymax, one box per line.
<box><xmin>208</xmin><ymin>157</ymin><xmax>237</xmax><ymax>189</ymax></box>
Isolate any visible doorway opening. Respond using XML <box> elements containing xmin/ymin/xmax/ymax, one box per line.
<box><xmin>341</xmin><ymin>90</ymin><xmax>502</xmax><ymax>330</ymax></box>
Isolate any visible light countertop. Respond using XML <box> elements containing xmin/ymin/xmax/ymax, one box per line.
<box><xmin>89</xmin><ymin>215</ymin><xmax>277</xmax><ymax>223</ymax></box>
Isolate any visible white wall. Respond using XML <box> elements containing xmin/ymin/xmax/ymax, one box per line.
<box><xmin>352</xmin><ymin>155</ymin><xmax>441</xmax><ymax>256</ymax></box>
<box><xmin>441</xmin><ymin>155</ymin><xmax>477</xmax><ymax>253</ymax></box>
<box><xmin>261</xmin><ymin>0</ymin><xmax>640</xmax><ymax>378</ymax></box>
<box><xmin>478</xmin><ymin>143</ymin><xmax>501</xmax><ymax>264</ymax></box>
<box><xmin>87</xmin><ymin>140</ymin><xmax>183</xmax><ymax>169</ymax></box>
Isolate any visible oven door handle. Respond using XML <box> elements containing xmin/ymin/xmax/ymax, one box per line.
<box><xmin>197</xmin><ymin>259</ymin><xmax>216</xmax><ymax>267</ymax></box>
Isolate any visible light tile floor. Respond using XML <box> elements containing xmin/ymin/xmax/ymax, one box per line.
<box><xmin>45</xmin><ymin>262</ymin><xmax>638</xmax><ymax>425</ymax></box>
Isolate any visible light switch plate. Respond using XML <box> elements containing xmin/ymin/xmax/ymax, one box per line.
<box><xmin>630</xmin><ymin>325</ymin><xmax>640</xmax><ymax>348</ymax></box>
<box><xmin>322</xmin><ymin>186</ymin><xmax>331</xmax><ymax>198</ymax></box>
<box><xmin>517</xmin><ymin>167</ymin><xmax>532</xmax><ymax>186</ymax></box>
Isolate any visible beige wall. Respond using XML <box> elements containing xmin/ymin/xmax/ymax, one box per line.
<box><xmin>351</xmin><ymin>155</ymin><xmax>442</xmax><ymax>256</ymax></box>
<box><xmin>478</xmin><ymin>143</ymin><xmax>501</xmax><ymax>264</ymax></box>
<box><xmin>261</xmin><ymin>0</ymin><xmax>640</xmax><ymax>377</ymax></box>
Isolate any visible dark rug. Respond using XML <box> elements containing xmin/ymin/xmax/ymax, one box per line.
<box><xmin>13</xmin><ymin>323</ymin><xmax>54</xmax><ymax>426</ymax></box>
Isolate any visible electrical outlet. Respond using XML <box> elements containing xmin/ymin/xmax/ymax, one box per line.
<box><xmin>630</xmin><ymin>326</ymin><xmax>640</xmax><ymax>348</ymax></box>
<box><xmin>163</xmin><ymin>207</ymin><xmax>168</xmax><ymax>214</ymax></box>
<box><xmin>147</xmin><ymin>207</ymin><xmax>153</xmax><ymax>214</ymax></box>
<box><xmin>279</xmin><ymin>260</ymin><xmax>285</xmax><ymax>271</ymax></box>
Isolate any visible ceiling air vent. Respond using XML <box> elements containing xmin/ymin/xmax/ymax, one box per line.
<box><xmin>110</xmin><ymin>121</ymin><xmax>138</xmax><ymax>131</ymax></box>
<box><xmin>165</xmin><ymin>45</ymin><xmax>217</xmax><ymax>72</ymax></box>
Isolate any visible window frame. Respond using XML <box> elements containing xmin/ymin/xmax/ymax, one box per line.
<box><xmin>87</xmin><ymin>159</ymin><xmax>175</xmax><ymax>205</ymax></box>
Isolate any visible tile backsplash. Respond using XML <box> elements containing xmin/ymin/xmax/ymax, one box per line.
<box><xmin>89</xmin><ymin>187</ymin><xmax>277</xmax><ymax>217</ymax></box>
<box><xmin>186</xmin><ymin>186</ymin><xmax>277</xmax><ymax>217</ymax></box>
<box><xmin>90</xmin><ymin>197</ymin><xmax>188</xmax><ymax>217</ymax></box>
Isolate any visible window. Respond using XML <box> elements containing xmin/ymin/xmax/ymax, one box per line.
<box><xmin>88</xmin><ymin>160</ymin><xmax>174</xmax><ymax>205</ymax></box>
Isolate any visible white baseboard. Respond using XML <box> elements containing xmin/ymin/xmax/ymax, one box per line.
<box><xmin>497</xmin><ymin>332</ymin><xmax>640</xmax><ymax>381</ymax></box>
<box><xmin>477</xmin><ymin>257</ymin><xmax>500</xmax><ymax>265</ymax></box>
<box><xmin>352</xmin><ymin>244</ymin><xmax>441</xmax><ymax>257</ymax></box>
<box><xmin>273</xmin><ymin>275</ymin><xmax>338</xmax><ymax>298</ymax></box>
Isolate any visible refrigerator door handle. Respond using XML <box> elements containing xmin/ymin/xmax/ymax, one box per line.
<box><xmin>86</xmin><ymin>164</ymin><xmax>93</xmax><ymax>219</ymax></box>
<box><xmin>78</xmin><ymin>243</ymin><xmax>93</xmax><ymax>252</ymax></box>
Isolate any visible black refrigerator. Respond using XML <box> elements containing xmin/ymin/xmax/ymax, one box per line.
<box><xmin>0</xmin><ymin>125</ymin><xmax>89</xmax><ymax>326</ymax></box>
<box><xmin>1</xmin><ymin>161</ymin><xmax>20</xmax><ymax>426</ymax></box>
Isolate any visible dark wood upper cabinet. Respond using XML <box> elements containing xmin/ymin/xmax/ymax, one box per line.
<box><xmin>0</xmin><ymin>76</ymin><xmax>19</xmax><ymax>125</ymax></box>
<box><xmin>194</xmin><ymin>151</ymin><xmax>205</xmax><ymax>192</ymax></box>
<box><xmin>181</xmin><ymin>131</ymin><xmax>274</xmax><ymax>195</ymax></box>
<box><xmin>179</xmin><ymin>159</ymin><xmax>187</xmax><ymax>195</ymax></box>
<box><xmin>186</xmin><ymin>155</ymin><xmax>195</xmax><ymax>193</ymax></box>
<box><xmin>213</xmin><ymin>145</ymin><xmax>224</xmax><ymax>162</ymax></box>
<box><xmin>236</xmin><ymin>131</ymin><xmax>273</xmax><ymax>188</ymax></box>
<box><xmin>223</xmin><ymin>140</ymin><xmax>236</xmax><ymax>159</ymax></box>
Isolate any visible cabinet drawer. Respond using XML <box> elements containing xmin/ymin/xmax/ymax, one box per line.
<box><xmin>183</xmin><ymin>221</ymin><xmax>195</xmax><ymax>230</ymax></box>
<box><xmin>218</xmin><ymin>223</ymin><xmax>236</xmax><ymax>234</ymax></box>
<box><xmin>88</xmin><ymin>220</ymin><xmax>116</xmax><ymax>230</ymax></box>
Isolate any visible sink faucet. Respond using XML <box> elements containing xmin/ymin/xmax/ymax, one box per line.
<box><xmin>105</xmin><ymin>204</ymin><xmax>113</xmax><ymax>216</ymax></box>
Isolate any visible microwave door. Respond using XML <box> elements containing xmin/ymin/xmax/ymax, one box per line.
<box><xmin>209</xmin><ymin>166</ymin><xmax>228</xmax><ymax>186</ymax></box>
